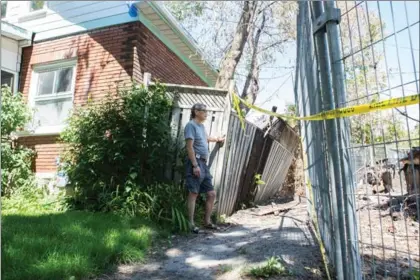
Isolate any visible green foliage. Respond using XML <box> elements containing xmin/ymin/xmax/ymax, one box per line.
<box><xmin>284</xmin><ymin>103</ymin><xmax>298</xmax><ymax>128</ymax></box>
<box><xmin>248</xmin><ymin>256</ymin><xmax>290</xmax><ymax>278</ymax></box>
<box><xmin>351</xmin><ymin>112</ymin><xmax>409</xmax><ymax>145</ymax></box>
<box><xmin>1</xmin><ymin>86</ymin><xmax>36</xmax><ymax>197</ymax></box>
<box><xmin>411</xmin><ymin>124</ymin><xmax>420</xmax><ymax>147</ymax></box>
<box><xmin>61</xmin><ymin>82</ymin><xmax>175</xmax><ymax>212</ymax></box>
<box><xmin>166</xmin><ymin>1</ymin><xmax>205</xmax><ymax>21</ymax></box>
<box><xmin>106</xmin><ymin>183</ymin><xmax>191</xmax><ymax>232</ymax></box>
<box><xmin>1</xmin><ymin>86</ymin><xmax>31</xmax><ymax>135</ymax></box>
<box><xmin>61</xmin><ymin>82</ymin><xmax>193</xmax><ymax>232</ymax></box>
<box><xmin>254</xmin><ymin>173</ymin><xmax>266</xmax><ymax>185</ymax></box>
<box><xmin>410</xmin><ymin>269</ymin><xmax>420</xmax><ymax>280</ymax></box>
<box><xmin>1</xmin><ymin>185</ymin><xmax>66</xmax><ymax>215</ymax></box>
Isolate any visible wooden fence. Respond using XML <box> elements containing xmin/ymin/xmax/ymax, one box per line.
<box><xmin>164</xmin><ymin>83</ymin><xmax>300</xmax><ymax>216</ymax></box>
<box><xmin>216</xmin><ymin>115</ymin><xmax>300</xmax><ymax>215</ymax></box>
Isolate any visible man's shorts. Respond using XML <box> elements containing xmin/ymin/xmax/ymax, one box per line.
<box><xmin>185</xmin><ymin>158</ymin><xmax>214</xmax><ymax>194</ymax></box>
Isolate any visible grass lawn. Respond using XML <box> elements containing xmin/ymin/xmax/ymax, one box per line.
<box><xmin>2</xmin><ymin>209</ymin><xmax>157</xmax><ymax>280</ymax></box>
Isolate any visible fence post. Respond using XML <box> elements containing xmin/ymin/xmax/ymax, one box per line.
<box><xmin>311</xmin><ymin>2</ymin><xmax>347</xmax><ymax>279</ymax></box>
<box><xmin>214</xmin><ymin>79</ymin><xmax>233</xmax><ymax>214</ymax></box>
<box><xmin>323</xmin><ymin>1</ymin><xmax>362</xmax><ymax>279</ymax></box>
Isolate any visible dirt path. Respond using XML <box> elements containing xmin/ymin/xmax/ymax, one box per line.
<box><xmin>105</xmin><ymin>197</ymin><xmax>325</xmax><ymax>280</ymax></box>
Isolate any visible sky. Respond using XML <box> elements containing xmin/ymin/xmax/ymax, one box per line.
<box><xmin>200</xmin><ymin>1</ymin><xmax>419</xmax><ymax>130</ymax></box>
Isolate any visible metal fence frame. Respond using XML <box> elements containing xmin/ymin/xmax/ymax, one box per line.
<box><xmin>296</xmin><ymin>1</ymin><xmax>419</xmax><ymax>279</ymax></box>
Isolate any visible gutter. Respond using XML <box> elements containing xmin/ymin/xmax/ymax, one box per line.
<box><xmin>1</xmin><ymin>20</ymin><xmax>33</xmax><ymax>42</ymax></box>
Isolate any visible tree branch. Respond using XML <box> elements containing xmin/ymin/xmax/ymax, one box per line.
<box><xmin>241</xmin><ymin>10</ymin><xmax>267</xmax><ymax>113</ymax></box>
<box><xmin>394</xmin><ymin>108</ymin><xmax>420</xmax><ymax>123</ymax></box>
<box><xmin>258</xmin><ymin>39</ymin><xmax>291</xmax><ymax>54</ymax></box>
<box><xmin>257</xmin><ymin>1</ymin><xmax>276</xmax><ymax>15</ymax></box>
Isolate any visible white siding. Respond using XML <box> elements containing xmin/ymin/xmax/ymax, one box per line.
<box><xmin>4</xmin><ymin>1</ymin><xmax>138</xmax><ymax>42</ymax></box>
<box><xmin>1</xmin><ymin>37</ymin><xmax>20</xmax><ymax>73</ymax></box>
<box><xmin>4</xmin><ymin>1</ymin><xmax>26</xmax><ymax>19</ymax></box>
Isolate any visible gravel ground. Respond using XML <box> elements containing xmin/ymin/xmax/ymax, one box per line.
<box><xmin>103</xmin><ymin>197</ymin><xmax>325</xmax><ymax>280</ymax></box>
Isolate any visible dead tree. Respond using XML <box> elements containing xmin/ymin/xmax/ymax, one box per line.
<box><xmin>215</xmin><ymin>1</ymin><xmax>257</xmax><ymax>90</ymax></box>
<box><xmin>240</xmin><ymin>10</ymin><xmax>266</xmax><ymax>113</ymax></box>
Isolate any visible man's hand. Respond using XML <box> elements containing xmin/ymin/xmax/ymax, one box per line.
<box><xmin>208</xmin><ymin>135</ymin><xmax>225</xmax><ymax>143</ymax></box>
<box><xmin>193</xmin><ymin>166</ymin><xmax>201</xmax><ymax>178</ymax></box>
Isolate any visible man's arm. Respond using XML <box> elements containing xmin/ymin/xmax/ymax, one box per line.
<box><xmin>186</xmin><ymin>139</ymin><xmax>198</xmax><ymax>167</ymax></box>
<box><xmin>184</xmin><ymin>123</ymin><xmax>197</xmax><ymax>166</ymax></box>
<box><xmin>207</xmin><ymin>135</ymin><xmax>225</xmax><ymax>143</ymax></box>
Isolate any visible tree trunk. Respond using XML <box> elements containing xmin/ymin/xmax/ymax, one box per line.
<box><xmin>240</xmin><ymin>11</ymin><xmax>266</xmax><ymax>113</ymax></box>
<box><xmin>215</xmin><ymin>1</ymin><xmax>257</xmax><ymax>90</ymax></box>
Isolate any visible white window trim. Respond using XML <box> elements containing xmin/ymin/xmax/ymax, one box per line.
<box><xmin>27</xmin><ymin>58</ymin><xmax>77</xmax><ymax>136</ymax></box>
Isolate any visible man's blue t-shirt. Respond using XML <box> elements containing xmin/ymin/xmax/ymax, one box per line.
<box><xmin>184</xmin><ymin>120</ymin><xmax>209</xmax><ymax>159</ymax></box>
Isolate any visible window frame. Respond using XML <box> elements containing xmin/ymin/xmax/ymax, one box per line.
<box><xmin>1</xmin><ymin>1</ymin><xmax>7</xmax><ymax>19</ymax></box>
<box><xmin>28</xmin><ymin>59</ymin><xmax>77</xmax><ymax>135</ymax></box>
<box><xmin>1</xmin><ymin>69</ymin><xmax>17</xmax><ymax>92</ymax></box>
<box><xmin>29</xmin><ymin>1</ymin><xmax>46</xmax><ymax>13</ymax></box>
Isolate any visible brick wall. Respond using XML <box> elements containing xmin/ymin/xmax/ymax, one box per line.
<box><xmin>18</xmin><ymin>136</ymin><xmax>63</xmax><ymax>173</ymax></box>
<box><xmin>19</xmin><ymin>21</ymin><xmax>207</xmax><ymax>173</ymax></box>
<box><xmin>133</xmin><ymin>23</ymin><xmax>207</xmax><ymax>86</ymax></box>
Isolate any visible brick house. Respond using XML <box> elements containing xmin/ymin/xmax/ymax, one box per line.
<box><xmin>1</xmin><ymin>1</ymin><xmax>218</xmax><ymax>180</ymax></box>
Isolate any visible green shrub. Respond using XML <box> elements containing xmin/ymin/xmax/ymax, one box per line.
<box><xmin>61</xmin><ymin>83</ymin><xmax>180</xmax><ymax>211</ymax></box>
<box><xmin>1</xmin><ymin>86</ymin><xmax>36</xmax><ymax>197</ymax></box>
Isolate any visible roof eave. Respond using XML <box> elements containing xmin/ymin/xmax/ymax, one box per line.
<box><xmin>1</xmin><ymin>20</ymin><xmax>33</xmax><ymax>43</ymax></box>
<box><xmin>144</xmin><ymin>2</ymin><xmax>219</xmax><ymax>77</ymax></box>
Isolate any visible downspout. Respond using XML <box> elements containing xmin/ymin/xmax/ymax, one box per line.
<box><xmin>16</xmin><ymin>32</ymin><xmax>35</xmax><ymax>93</ymax></box>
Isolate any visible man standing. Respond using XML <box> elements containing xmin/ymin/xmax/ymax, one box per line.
<box><xmin>184</xmin><ymin>103</ymin><xmax>225</xmax><ymax>233</ymax></box>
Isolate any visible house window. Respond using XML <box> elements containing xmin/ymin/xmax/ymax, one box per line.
<box><xmin>30</xmin><ymin>1</ymin><xmax>45</xmax><ymax>12</ymax></box>
<box><xmin>1</xmin><ymin>1</ymin><xmax>7</xmax><ymax>18</ymax></box>
<box><xmin>31</xmin><ymin>60</ymin><xmax>77</xmax><ymax>133</ymax></box>
<box><xmin>1</xmin><ymin>70</ymin><xmax>14</xmax><ymax>91</ymax></box>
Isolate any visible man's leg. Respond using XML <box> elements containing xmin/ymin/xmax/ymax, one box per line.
<box><xmin>185</xmin><ymin>159</ymin><xmax>201</xmax><ymax>231</ymax></box>
<box><xmin>204</xmin><ymin>190</ymin><xmax>216</xmax><ymax>225</ymax></box>
<box><xmin>187</xmin><ymin>192</ymin><xmax>198</xmax><ymax>226</ymax></box>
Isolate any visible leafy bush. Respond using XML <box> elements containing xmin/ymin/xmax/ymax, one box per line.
<box><xmin>1</xmin><ymin>86</ymin><xmax>36</xmax><ymax>197</ymax></box>
<box><xmin>61</xmin><ymin>83</ymin><xmax>188</xmax><ymax>220</ymax></box>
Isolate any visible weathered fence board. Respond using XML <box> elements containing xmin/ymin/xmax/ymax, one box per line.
<box><xmin>216</xmin><ymin>114</ymin><xmax>300</xmax><ymax>215</ymax></box>
<box><xmin>162</xmin><ymin>83</ymin><xmax>299</xmax><ymax>216</ymax></box>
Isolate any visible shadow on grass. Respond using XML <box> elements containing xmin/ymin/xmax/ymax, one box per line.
<box><xmin>1</xmin><ymin>211</ymin><xmax>156</xmax><ymax>280</ymax></box>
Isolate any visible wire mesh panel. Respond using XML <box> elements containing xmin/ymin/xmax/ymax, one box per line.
<box><xmin>295</xmin><ymin>1</ymin><xmax>419</xmax><ymax>279</ymax></box>
<box><xmin>339</xmin><ymin>1</ymin><xmax>420</xmax><ymax>279</ymax></box>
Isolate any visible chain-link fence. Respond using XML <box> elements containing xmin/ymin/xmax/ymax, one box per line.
<box><xmin>295</xmin><ymin>1</ymin><xmax>419</xmax><ymax>279</ymax></box>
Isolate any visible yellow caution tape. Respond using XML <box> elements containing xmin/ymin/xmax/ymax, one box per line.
<box><xmin>233</xmin><ymin>93</ymin><xmax>420</xmax><ymax>121</ymax></box>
